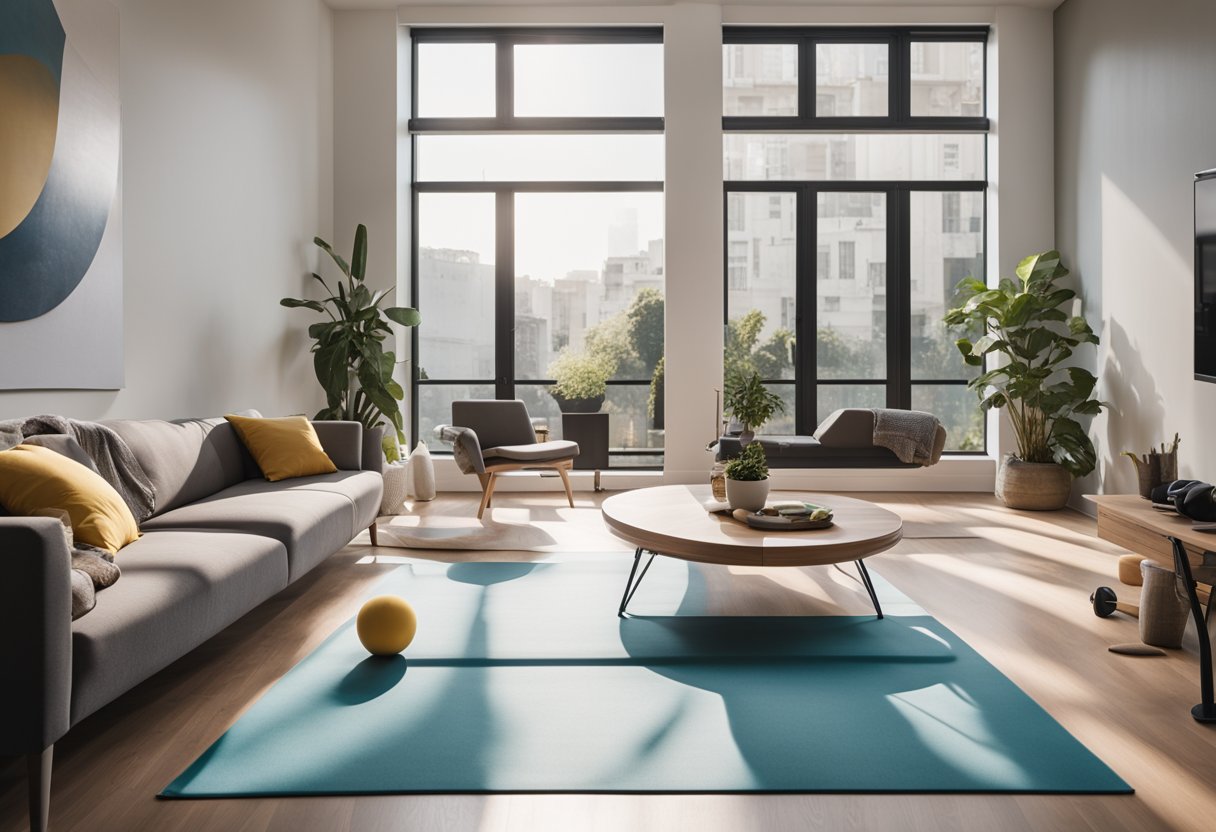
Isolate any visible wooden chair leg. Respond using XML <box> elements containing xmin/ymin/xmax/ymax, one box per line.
<box><xmin>557</xmin><ymin>464</ymin><xmax>575</xmax><ymax>509</ymax></box>
<box><xmin>368</xmin><ymin>522</ymin><xmax>379</xmax><ymax>546</ymax></box>
<box><xmin>28</xmin><ymin>746</ymin><xmax>51</xmax><ymax>832</ymax></box>
<box><xmin>477</xmin><ymin>473</ymin><xmax>498</xmax><ymax>519</ymax></box>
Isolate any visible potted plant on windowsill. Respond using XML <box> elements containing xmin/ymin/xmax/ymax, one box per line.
<box><xmin>945</xmin><ymin>250</ymin><xmax>1106</xmax><ymax>510</ymax></box>
<box><xmin>724</xmin><ymin>440</ymin><xmax>770</xmax><ymax>512</ymax></box>
<box><xmin>548</xmin><ymin>350</ymin><xmax>611</xmax><ymax>414</ymax></box>
<box><xmin>724</xmin><ymin>371</ymin><xmax>785</xmax><ymax>445</ymax></box>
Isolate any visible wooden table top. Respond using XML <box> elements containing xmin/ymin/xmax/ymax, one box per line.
<box><xmin>600</xmin><ymin>484</ymin><xmax>903</xmax><ymax>567</ymax></box>
<box><xmin>1086</xmin><ymin>493</ymin><xmax>1216</xmax><ymax>554</ymax></box>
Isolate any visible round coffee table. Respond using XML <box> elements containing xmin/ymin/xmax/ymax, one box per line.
<box><xmin>601</xmin><ymin>484</ymin><xmax>903</xmax><ymax>618</ymax></box>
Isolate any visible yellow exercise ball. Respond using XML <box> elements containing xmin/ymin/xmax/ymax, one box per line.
<box><xmin>356</xmin><ymin>595</ymin><xmax>417</xmax><ymax>656</ymax></box>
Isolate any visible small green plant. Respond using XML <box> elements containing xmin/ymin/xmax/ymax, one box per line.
<box><xmin>281</xmin><ymin>224</ymin><xmax>420</xmax><ymax>448</ymax></box>
<box><xmin>724</xmin><ymin>371</ymin><xmax>785</xmax><ymax>433</ymax></box>
<box><xmin>548</xmin><ymin>350</ymin><xmax>612</xmax><ymax>401</ymax></box>
<box><xmin>945</xmin><ymin>250</ymin><xmax>1105</xmax><ymax>477</ymax></box>
<box><xmin>724</xmin><ymin>441</ymin><xmax>768</xmax><ymax>482</ymax></box>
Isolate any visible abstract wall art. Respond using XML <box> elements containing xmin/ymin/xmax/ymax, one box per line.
<box><xmin>0</xmin><ymin>0</ymin><xmax>121</xmax><ymax>389</ymax></box>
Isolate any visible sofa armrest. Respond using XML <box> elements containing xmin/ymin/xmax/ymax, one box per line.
<box><xmin>310</xmin><ymin>421</ymin><xmax>364</xmax><ymax>471</ymax></box>
<box><xmin>361</xmin><ymin>424</ymin><xmax>386</xmax><ymax>475</ymax></box>
<box><xmin>0</xmin><ymin>517</ymin><xmax>72</xmax><ymax>755</ymax></box>
<box><xmin>813</xmin><ymin>408</ymin><xmax>877</xmax><ymax>448</ymax></box>
<box><xmin>435</xmin><ymin>425</ymin><xmax>485</xmax><ymax>475</ymax></box>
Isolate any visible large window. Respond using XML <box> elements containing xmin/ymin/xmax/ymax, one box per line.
<box><xmin>411</xmin><ymin>29</ymin><xmax>665</xmax><ymax>467</ymax></box>
<box><xmin>723</xmin><ymin>27</ymin><xmax>986</xmax><ymax>452</ymax></box>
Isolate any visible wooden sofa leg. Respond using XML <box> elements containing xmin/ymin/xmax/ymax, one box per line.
<box><xmin>28</xmin><ymin>746</ymin><xmax>51</xmax><ymax>832</ymax></box>
<box><xmin>368</xmin><ymin>522</ymin><xmax>379</xmax><ymax>546</ymax></box>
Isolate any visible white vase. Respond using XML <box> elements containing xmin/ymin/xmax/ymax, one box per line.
<box><xmin>726</xmin><ymin>477</ymin><xmax>769</xmax><ymax>512</ymax></box>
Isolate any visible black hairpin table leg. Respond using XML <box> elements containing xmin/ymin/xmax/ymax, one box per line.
<box><xmin>1170</xmin><ymin>536</ymin><xmax>1216</xmax><ymax>723</ymax></box>
<box><xmin>856</xmin><ymin>558</ymin><xmax>884</xmax><ymax>620</ymax></box>
<box><xmin>619</xmin><ymin>548</ymin><xmax>657</xmax><ymax>618</ymax></box>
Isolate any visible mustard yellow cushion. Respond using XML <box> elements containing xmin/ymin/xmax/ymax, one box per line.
<box><xmin>225</xmin><ymin>414</ymin><xmax>337</xmax><ymax>482</ymax></box>
<box><xmin>0</xmin><ymin>443</ymin><xmax>141</xmax><ymax>553</ymax></box>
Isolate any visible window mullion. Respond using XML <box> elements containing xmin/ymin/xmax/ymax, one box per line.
<box><xmin>495</xmin><ymin>190</ymin><xmax>515</xmax><ymax>400</ymax></box>
<box><xmin>495</xmin><ymin>37</ymin><xmax>513</xmax><ymax>126</ymax></box>
<box><xmin>798</xmin><ymin>185</ymin><xmax>817</xmax><ymax>432</ymax></box>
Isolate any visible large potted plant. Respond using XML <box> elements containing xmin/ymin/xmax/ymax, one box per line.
<box><xmin>945</xmin><ymin>250</ymin><xmax>1105</xmax><ymax>510</ymax></box>
<box><xmin>724</xmin><ymin>370</ymin><xmax>785</xmax><ymax>445</ymax></box>
<box><xmin>724</xmin><ymin>440</ymin><xmax>770</xmax><ymax>512</ymax></box>
<box><xmin>548</xmin><ymin>350</ymin><xmax>611</xmax><ymax>413</ymax></box>
<box><xmin>281</xmin><ymin>224</ymin><xmax>420</xmax><ymax>456</ymax></box>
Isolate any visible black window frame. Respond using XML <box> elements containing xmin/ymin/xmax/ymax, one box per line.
<box><xmin>723</xmin><ymin>26</ymin><xmax>988</xmax><ymax>132</ymax></box>
<box><xmin>410</xmin><ymin>27</ymin><xmax>666</xmax><ymax>468</ymax></box>
<box><xmin>723</xmin><ymin>26</ymin><xmax>988</xmax><ymax>455</ymax></box>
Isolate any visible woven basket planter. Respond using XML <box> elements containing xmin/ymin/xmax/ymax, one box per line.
<box><xmin>995</xmin><ymin>455</ymin><xmax>1071</xmax><ymax>510</ymax></box>
<box><xmin>379</xmin><ymin>462</ymin><xmax>410</xmax><ymax>516</ymax></box>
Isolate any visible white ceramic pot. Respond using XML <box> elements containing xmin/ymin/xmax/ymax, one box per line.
<box><xmin>726</xmin><ymin>477</ymin><xmax>770</xmax><ymax>512</ymax></box>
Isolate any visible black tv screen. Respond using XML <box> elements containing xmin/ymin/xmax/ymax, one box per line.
<box><xmin>1197</xmin><ymin>171</ymin><xmax>1216</xmax><ymax>382</ymax></box>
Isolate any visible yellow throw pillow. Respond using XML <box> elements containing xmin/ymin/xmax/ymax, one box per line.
<box><xmin>0</xmin><ymin>444</ymin><xmax>141</xmax><ymax>553</ymax></box>
<box><xmin>225</xmin><ymin>414</ymin><xmax>338</xmax><ymax>482</ymax></box>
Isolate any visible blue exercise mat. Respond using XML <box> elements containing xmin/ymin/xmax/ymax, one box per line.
<box><xmin>162</xmin><ymin>559</ymin><xmax>1130</xmax><ymax>796</ymax></box>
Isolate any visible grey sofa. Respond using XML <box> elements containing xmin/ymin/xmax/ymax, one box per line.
<box><xmin>0</xmin><ymin>416</ymin><xmax>384</xmax><ymax>832</ymax></box>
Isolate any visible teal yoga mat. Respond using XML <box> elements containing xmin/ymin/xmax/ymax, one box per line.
<box><xmin>162</xmin><ymin>559</ymin><xmax>1130</xmax><ymax>796</ymax></box>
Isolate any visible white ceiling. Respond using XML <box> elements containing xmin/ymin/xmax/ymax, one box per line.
<box><xmin>326</xmin><ymin>0</ymin><xmax>1065</xmax><ymax>11</ymax></box>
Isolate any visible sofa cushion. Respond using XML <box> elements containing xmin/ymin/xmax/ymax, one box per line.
<box><xmin>104</xmin><ymin>418</ymin><xmax>255</xmax><ymax>515</ymax></box>
<box><xmin>225</xmin><ymin>414</ymin><xmax>338</xmax><ymax>482</ymax></box>
<box><xmin>716</xmin><ymin>435</ymin><xmax>914</xmax><ymax>469</ymax></box>
<box><xmin>140</xmin><ymin>481</ymin><xmax>361</xmax><ymax>580</ymax></box>
<box><xmin>0</xmin><ymin>444</ymin><xmax>141</xmax><ymax>553</ymax></box>
<box><xmin>208</xmin><ymin>471</ymin><xmax>382</xmax><ymax>534</ymax></box>
<box><xmin>69</xmin><ymin>530</ymin><xmax>288</xmax><ymax>723</ymax></box>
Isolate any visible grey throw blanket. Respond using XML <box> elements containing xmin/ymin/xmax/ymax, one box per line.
<box><xmin>2</xmin><ymin>415</ymin><xmax>157</xmax><ymax>521</ymax></box>
<box><xmin>71</xmin><ymin>543</ymin><xmax>122</xmax><ymax>619</ymax></box>
<box><xmin>872</xmin><ymin>409</ymin><xmax>943</xmax><ymax>466</ymax></box>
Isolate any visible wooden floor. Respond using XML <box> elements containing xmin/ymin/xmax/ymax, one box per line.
<box><xmin>3</xmin><ymin>490</ymin><xmax>1215</xmax><ymax>832</ymax></box>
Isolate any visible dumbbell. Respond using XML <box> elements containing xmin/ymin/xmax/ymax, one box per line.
<box><xmin>1090</xmin><ymin>586</ymin><xmax>1139</xmax><ymax>619</ymax></box>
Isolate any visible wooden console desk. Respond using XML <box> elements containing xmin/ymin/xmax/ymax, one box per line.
<box><xmin>1088</xmin><ymin>494</ymin><xmax>1216</xmax><ymax>573</ymax></box>
<box><xmin>1089</xmin><ymin>494</ymin><xmax>1216</xmax><ymax>722</ymax></box>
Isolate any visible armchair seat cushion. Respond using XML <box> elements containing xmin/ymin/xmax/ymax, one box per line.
<box><xmin>483</xmin><ymin>440</ymin><xmax>579</xmax><ymax>464</ymax></box>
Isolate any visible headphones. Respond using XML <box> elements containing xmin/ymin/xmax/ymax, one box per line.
<box><xmin>1150</xmin><ymin>479</ymin><xmax>1216</xmax><ymax>521</ymax></box>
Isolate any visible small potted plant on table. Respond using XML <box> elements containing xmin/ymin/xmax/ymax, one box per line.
<box><xmin>724</xmin><ymin>441</ymin><xmax>770</xmax><ymax>512</ymax></box>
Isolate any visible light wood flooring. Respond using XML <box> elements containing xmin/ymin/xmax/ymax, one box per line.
<box><xmin>2</xmin><ymin>491</ymin><xmax>1215</xmax><ymax>832</ymax></box>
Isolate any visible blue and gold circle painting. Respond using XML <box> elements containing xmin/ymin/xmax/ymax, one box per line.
<box><xmin>0</xmin><ymin>0</ymin><xmax>120</xmax><ymax>322</ymax></box>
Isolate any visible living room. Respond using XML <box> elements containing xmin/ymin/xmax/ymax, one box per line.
<box><xmin>1</xmin><ymin>0</ymin><xmax>1214</xmax><ymax>830</ymax></box>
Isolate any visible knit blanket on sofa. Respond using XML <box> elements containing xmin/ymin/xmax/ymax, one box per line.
<box><xmin>1</xmin><ymin>414</ymin><xmax>156</xmax><ymax>522</ymax></box>
<box><xmin>871</xmin><ymin>409</ymin><xmax>943</xmax><ymax>466</ymax></box>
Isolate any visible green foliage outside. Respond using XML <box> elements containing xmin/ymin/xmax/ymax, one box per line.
<box><xmin>724</xmin><ymin>441</ymin><xmax>769</xmax><ymax>481</ymax></box>
<box><xmin>946</xmin><ymin>249</ymin><xmax>1104</xmax><ymax>477</ymax></box>
<box><xmin>281</xmin><ymin>224</ymin><xmax>420</xmax><ymax>448</ymax></box>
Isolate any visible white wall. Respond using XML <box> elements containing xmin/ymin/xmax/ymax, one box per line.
<box><xmin>1055</xmin><ymin>0</ymin><xmax>1216</xmax><ymax>508</ymax></box>
<box><xmin>0</xmin><ymin>0</ymin><xmax>334</xmax><ymax>422</ymax></box>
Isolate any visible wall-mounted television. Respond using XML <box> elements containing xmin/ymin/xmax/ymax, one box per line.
<box><xmin>1197</xmin><ymin>170</ymin><xmax>1216</xmax><ymax>383</ymax></box>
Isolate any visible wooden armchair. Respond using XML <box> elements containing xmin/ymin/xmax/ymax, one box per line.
<box><xmin>436</xmin><ymin>400</ymin><xmax>580</xmax><ymax>519</ymax></box>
